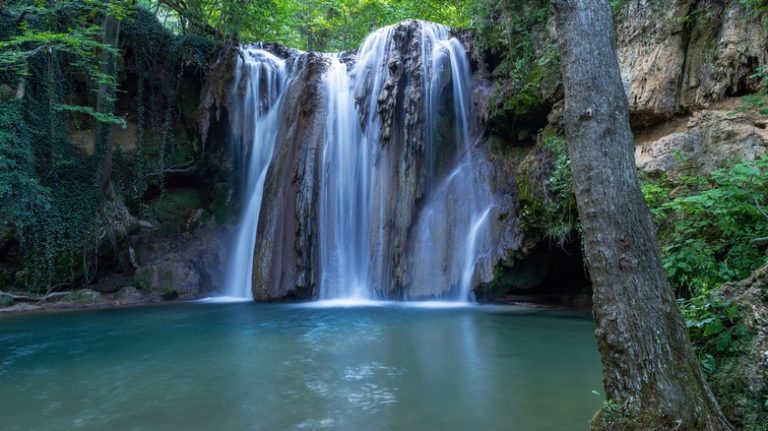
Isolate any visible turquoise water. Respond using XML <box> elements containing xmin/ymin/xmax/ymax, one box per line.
<box><xmin>0</xmin><ymin>302</ymin><xmax>602</xmax><ymax>430</ymax></box>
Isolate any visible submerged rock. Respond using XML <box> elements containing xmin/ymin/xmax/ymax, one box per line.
<box><xmin>70</xmin><ymin>289</ymin><xmax>102</xmax><ymax>305</ymax></box>
<box><xmin>116</xmin><ymin>286</ymin><xmax>144</xmax><ymax>305</ymax></box>
<box><xmin>0</xmin><ymin>303</ymin><xmax>42</xmax><ymax>313</ymax></box>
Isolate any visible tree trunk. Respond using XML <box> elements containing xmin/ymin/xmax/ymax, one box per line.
<box><xmin>95</xmin><ymin>12</ymin><xmax>120</xmax><ymax>196</ymax></box>
<box><xmin>550</xmin><ymin>1</ymin><xmax>732</xmax><ymax>430</ymax></box>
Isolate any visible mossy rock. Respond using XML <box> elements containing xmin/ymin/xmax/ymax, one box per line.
<box><xmin>143</xmin><ymin>188</ymin><xmax>203</xmax><ymax>235</ymax></box>
<box><xmin>70</xmin><ymin>289</ymin><xmax>102</xmax><ymax>305</ymax></box>
<box><xmin>513</xmin><ymin>130</ymin><xmax>578</xmax><ymax>252</ymax></box>
<box><xmin>133</xmin><ymin>255</ymin><xmax>202</xmax><ymax>299</ymax></box>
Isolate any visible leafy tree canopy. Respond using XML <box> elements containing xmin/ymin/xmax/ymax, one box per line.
<box><xmin>138</xmin><ymin>0</ymin><xmax>472</xmax><ymax>51</ymax></box>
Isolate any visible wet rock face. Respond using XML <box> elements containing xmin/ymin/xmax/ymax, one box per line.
<box><xmin>364</xmin><ymin>20</ymin><xmax>430</xmax><ymax>297</ymax></box>
<box><xmin>469</xmin><ymin>0</ymin><xmax>768</xmax><ymax>277</ymax></box>
<box><xmin>251</xmin><ymin>53</ymin><xmax>328</xmax><ymax>301</ymax></box>
<box><xmin>132</xmin><ymin>225</ymin><xmax>229</xmax><ymax>299</ymax></box>
<box><xmin>615</xmin><ymin>0</ymin><xmax>768</xmax><ymax>124</ymax></box>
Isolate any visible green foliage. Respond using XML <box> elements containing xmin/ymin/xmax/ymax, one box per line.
<box><xmin>141</xmin><ymin>0</ymin><xmax>471</xmax><ymax>51</ymax></box>
<box><xmin>54</xmin><ymin>104</ymin><xmax>126</xmax><ymax>127</ymax></box>
<box><xmin>610</xmin><ymin>0</ymin><xmax>628</xmax><ymax>13</ymax></box>
<box><xmin>1</xmin><ymin>0</ymin><xmax>132</xmax><ymax>126</ymax></box>
<box><xmin>471</xmin><ymin>0</ymin><xmax>552</xmax><ymax>81</ymax></box>
<box><xmin>642</xmin><ymin>158</ymin><xmax>768</xmax><ymax>428</ymax></box>
<box><xmin>642</xmin><ymin>158</ymin><xmax>768</xmax><ymax>295</ymax></box>
<box><xmin>114</xmin><ymin>7</ymin><xmax>219</xmax><ymax>214</ymax></box>
<box><xmin>711</xmin><ymin>353</ymin><xmax>768</xmax><ymax>431</ymax></box>
<box><xmin>740</xmin><ymin>0</ymin><xmax>768</xmax><ymax>15</ymax></box>
<box><xmin>0</xmin><ymin>3</ymin><xmax>130</xmax><ymax>293</ymax></box>
<box><xmin>516</xmin><ymin>132</ymin><xmax>578</xmax><ymax>248</ymax></box>
<box><xmin>495</xmin><ymin>44</ymin><xmax>559</xmax><ymax>117</ymax></box>
<box><xmin>590</xmin><ymin>400</ymin><xmax>660</xmax><ymax>431</ymax></box>
<box><xmin>679</xmin><ymin>291</ymin><xmax>748</xmax><ymax>362</ymax></box>
<box><xmin>0</xmin><ymin>100</ymin><xmax>69</xmax><ymax>289</ymax></box>
<box><xmin>472</xmin><ymin>0</ymin><xmax>559</xmax><ymax>138</ymax></box>
<box><xmin>739</xmin><ymin>66</ymin><xmax>768</xmax><ymax>115</ymax></box>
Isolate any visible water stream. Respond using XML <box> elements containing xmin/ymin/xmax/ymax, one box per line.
<box><xmin>318</xmin><ymin>57</ymin><xmax>370</xmax><ymax>300</ymax></box>
<box><xmin>222</xmin><ymin>48</ymin><xmax>288</xmax><ymax>299</ymax></box>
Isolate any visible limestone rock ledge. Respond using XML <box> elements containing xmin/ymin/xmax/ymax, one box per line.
<box><xmin>635</xmin><ymin>107</ymin><xmax>768</xmax><ymax>174</ymax></box>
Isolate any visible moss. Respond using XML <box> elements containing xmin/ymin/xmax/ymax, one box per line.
<box><xmin>514</xmin><ymin>129</ymin><xmax>578</xmax><ymax>251</ymax></box>
<box><xmin>206</xmin><ymin>185</ymin><xmax>232</xmax><ymax>224</ymax></box>
<box><xmin>590</xmin><ymin>401</ymin><xmax>632</xmax><ymax>431</ymax></box>
<box><xmin>590</xmin><ymin>400</ymin><xmax>714</xmax><ymax>431</ymax></box>
<box><xmin>133</xmin><ymin>264</ymin><xmax>155</xmax><ymax>291</ymax></box>
<box><xmin>708</xmin><ymin>350</ymin><xmax>768</xmax><ymax>430</ymax></box>
<box><xmin>143</xmin><ymin>188</ymin><xmax>203</xmax><ymax>235</ymax></box>
<box><xmin>474</xmin><ymin>1</ymin><xmax>559</xmax><ymax>143</ymax></box>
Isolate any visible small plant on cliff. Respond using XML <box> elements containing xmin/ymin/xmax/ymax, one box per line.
<box><xmin>740</xmin><ymin>66</ymin><xmax>768</xmax><ymax>116</ymax></box>
<box><xmin>516</xmin><ymin>132</ymin><xmax>578</xmax><ymax>248</ymax></box>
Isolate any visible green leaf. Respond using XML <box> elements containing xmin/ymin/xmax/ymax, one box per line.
<box><xmin>53</xmin><ymin>104</ymin><xmax>127</xmax><ymax>127</ymax></box>
<box><xmin>700</xmin><ymin>354</ymin><xmax>716</xmax><ymax>374</ymax></box>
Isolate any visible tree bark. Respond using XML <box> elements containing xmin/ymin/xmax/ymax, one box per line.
<box><xmin>95</xmin><ymin>12</ymin><xmax>120</xmax><ymax>196</ymax></box>
<box><xmin>550</xmin><ymin>1</ymin><xmax>732</xmax><ymax>430</ymax></box>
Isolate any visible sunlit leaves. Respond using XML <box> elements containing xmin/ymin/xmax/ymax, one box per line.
<box><xmin>140</xmin><ymin>0</ymin><xmax>472</xmax><ymax>50</ymax></box>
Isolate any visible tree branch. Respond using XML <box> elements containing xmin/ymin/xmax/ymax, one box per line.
<box><xmin>752</xmin><ymin>197</ymin><xmax>768</xmax><ymax>220</ymax></box>
<box><xmin>158</xmin><ymin>0</ymin><xmax>225</xmax><ymax>39</ymax></box>
<box><xmin>147</xmin><ymin>160</ymin><xmax>197</xmax><ymax>177</ymax></box>
<box><xmin>0</xmin><ymin>290</ymin><xmax>71</xmax><ymax>303</ymax></box>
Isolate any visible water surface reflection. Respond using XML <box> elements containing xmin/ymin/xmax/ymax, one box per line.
<box><xmin>0</xmin><ymin>303</ymin><xmax>602</xmax><ymax>430</ymax></box>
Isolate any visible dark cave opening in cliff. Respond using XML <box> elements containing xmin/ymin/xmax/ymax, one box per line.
<box><xmin>476</xmin><ymin>241</ymin><xmax>591</xmax><ymax>305</ymax></box>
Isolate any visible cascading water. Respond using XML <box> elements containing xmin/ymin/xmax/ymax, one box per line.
<box><xmin>408</xmin><ymin>25</ymin><xmax>494</xmax><ymax>300</ymax></box>
<box><xmin>316</xmin><ymin>22</ymin><xmax>494</xmax><ymax>301</ymax></box>
<box><xmin>222</xmin><ymin>48</ymin><xmax>287</xmax><ymax>299</ymax></box>
<box><xmin>318</xmin><ymin>57</ymin><xmax>370</xmax><ymax>299</ymax></box>
<box><xmin>222</xmin><ymin>21</ymin><xmax>496</xmax><ymax>302</ymax></box>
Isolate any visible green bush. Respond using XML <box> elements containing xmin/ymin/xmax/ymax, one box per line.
<box><xmin>642</xmin><ymin>157</ymin><xmax>768</xmax><ymax>295</ymax></box>
<box><xmin>678</xmin><ymin>292</ymin><xmax>748</xmax><ymax>364</ymax></box>
<box><xmin>642</xmin><ymin>158</ymin><xmax>767</xmax><ymax>428</ymax></box>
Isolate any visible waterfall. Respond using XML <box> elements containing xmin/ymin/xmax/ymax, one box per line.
<box><xmin>318</xmin><ymin>57</ymin><xmax>370</xmax><ymax>299</ymax></box>
<box><xmin>317</xmin><ymin>22</ymin><xmax>494</xmax><ymax>301</ymax></box>
<box><xmin>222</xmin><ymin>48</ymin><xmax>287</xmax><ymax>299</ymax></box>
<box><xmin>224</xmin><ymin>21</ymin><xmax>496</xmax><ymax>302</ymax></box>
<box><xmin>408</xmin><ymin>25</ymin><xmax>494</xmax><ymax>300</ymax></box>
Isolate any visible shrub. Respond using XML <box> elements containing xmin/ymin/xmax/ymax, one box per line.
<box><xmin>642</xmin><ymin>157</ymin><xmax>768</xmax><ymax>295</ymax></box>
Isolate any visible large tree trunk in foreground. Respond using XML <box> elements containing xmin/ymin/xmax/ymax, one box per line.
<box><xmin>551</xmin><ymin>1</ymin><xmax>732</xmax><ymax>430</ymax></box>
